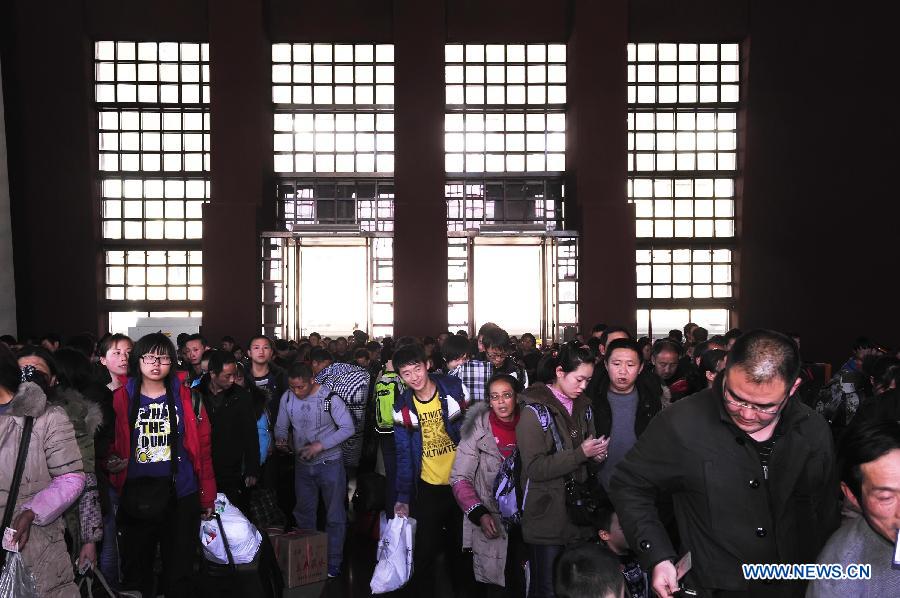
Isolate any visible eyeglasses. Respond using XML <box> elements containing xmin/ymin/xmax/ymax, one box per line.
<box><xmin>489</xmin><ymin>391</ymin><xmax>515</xmax><ymax>401</ymax></box>
<box><xmin>140</xmin><ymin>354</ymin><xmax>172</xmax><ymax>365</ymax></box>
<box><xmin>486</xmin><ymin>350</ymin><xmax>506</xmax><ymax>360</ymax></box>
<box><xmin>722</xmin><ymin>380</ymin><xmax>785</xmax><ymax>415</ymax></box>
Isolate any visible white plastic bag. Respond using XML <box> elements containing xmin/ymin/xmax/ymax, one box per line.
<box><xmin>199</xmin><ymin>493</ymin><xmax>262</xmax><ymax>565</ymax></box>
<box><xmin>0</xmin><ymin>552</ymin><xmax>37</xmax><ymax>598</ymax></box>
<box><xmin>370</xmin><ymin>513</ymin><xmax>416</xmax><ymax>594</ymax></box>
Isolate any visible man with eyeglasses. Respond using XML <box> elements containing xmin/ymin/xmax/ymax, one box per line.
<box><xmin>609</xmin><ymin>329</ymin><xmax>840</xmax><ymax>598</ymax></box>
<box><xmin>483</xmin><ymin>326</ymin><xmax>528</xmax><ymax>392</ymax></box>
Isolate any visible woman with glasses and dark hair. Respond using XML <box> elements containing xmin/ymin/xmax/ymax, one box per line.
<box><xmin>106</xmin><ymin>332</ymin><xmax>216</xmax><ymax>598</ymax></box>
<box><xmin>450</xmin><ymin>373</ymin><xmax>527</xmax><ymax>597</ymax></box>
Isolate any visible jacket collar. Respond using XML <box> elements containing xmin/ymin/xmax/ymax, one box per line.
<box><xmin>4</xmin><ymin>382</ymin><xmax>48</xmax><ymax>418</ymax></box>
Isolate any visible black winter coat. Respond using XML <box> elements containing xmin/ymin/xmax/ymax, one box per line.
<box><xmin>608</xmin><ymin>376</ymin><xmax>840</xmax><ymax>595</ymax></box>
<box><xmin>195</xmin><ymin>378</ymin><xmax>261</xmax><ymax>484</ymax></box>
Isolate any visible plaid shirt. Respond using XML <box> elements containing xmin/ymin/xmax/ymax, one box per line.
<box><xmin>315</xmin><ymin>362</ymin><xmax>371</xmax><ymax>467</ymax></box>
<box><xmin>447</xmin><ymin>359</ymin><xmax>493</xmax><ymax>402</ymax></box>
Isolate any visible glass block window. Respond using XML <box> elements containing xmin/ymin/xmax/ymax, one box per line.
<box><xmin>105</xmin><ymin>249</ymin><xmax>203</xmax><ymax>301</ymax></box>
<box><xmin>94</xmin><ymin>41</ymin><xmax>210</xmax><ymax>105</ymax></box>
<box><xmin>445</xmin><ymin>44</ymin><xmax>566</xmax><ymax>175</ymax></box>
<box><xmin>272</xmin><ymin>43</ymin><xmax>394</xmax><ymax>174</ymax></box>
<box><xmin>96</xmin><ymin>41</ymin><xmax>208</xmax><ymax>314</ymax></box>
<box><xmin>637</xmin><ymin>308</ymin><xmax>729</xmax><ymax>339</ymax></box>
<box><xmin>445</xmin><ymin>179</ymin><xmax>563</xmax><ymax>232</ymax></box>
<box><xmin>371</xmin><ymin>238</ymin><xmax>394</xmax><ymax>339</ymax></box>
<box><xmin>447</xmin><ymin>237</ymin><xmax>471</xmax><ymax>332</ymax></box>
<box><xmin>101</xmin><ymin>178</ymin><xmax>208</xmax><ymax>240</ymax></box>
<box><xmin>636</xmin><ymin>247</ymin><xmax>733</xmax><ymax>300</ymax></box>
<box><xmin>98</xmin><ymin>109</ymin><xmax>210</xmax><ymax>174</ymax></box>
<box><xmin>277</xmin><ymin>179</ymin><xmax>394</xmax><ymax>232</ymax></box>
<box><xmin>628</xmin><ymin>42</ymin><xmax>740</xmax><ymax>329</ymax></box>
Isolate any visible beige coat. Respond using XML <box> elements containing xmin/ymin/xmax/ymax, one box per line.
<box><xmin>0</xmin><ymin>382</ymin><xmax>83</xmax><ymax>597</ymax></box>
<box><xmin>449</xmin><ymin>401</ymin><xmax>509</xmax><ymax>586</ymax></box>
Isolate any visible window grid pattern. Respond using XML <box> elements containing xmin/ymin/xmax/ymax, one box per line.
<box><xmin>636</xmin><ymin>247</ymin><xmax>732</xmax><ymax>300</ymax></box>
<box><xmin>272</xmin><ymin>43</ymin><xmax>395</xmax><ymax>175</ymax></box>
<box><xmin>95</xmin><ymin>41</ymin><xmax>209</xmax><ymax>105</ymax></box>
<box><xmin>277</xmin><ymin>180</ymin><xmax>395</xmax><ymax>233</ymax></box>
<box><xmin>371</xmin><ymin>238</ymin><xmax>394</xmax><ymax>339</ymax></box>
<box><xmin>99</xmin><ymin>109</ymin><xmax>210</xmax><ymax>174</ymax></box>
<box><xmin>261</xmin><ymin>238</ymin><xmax>286</xmax><ymax>338</ymax></box>
<box><xmin>446</xmin><ymin>179</ymin><xmax>563</xmax><ymax>232</ymax></box>
<box><xmin>628</xmin><ymin>42</ymin><xmax>739</xmax><ymax>332</ymax></box>
<box><xmin>446</xmin><ymin>44</ymin><xmax>566</xmax><ymax>175</ymax></box>
<box><xmin>102</xmin><ymin>178</ymin><xmax>208</xmax><ymax>240</ymax></box>
<box><xmin>448</xmin><ymin>237</ymin><xmax>471</xmax><ymax>332</ymax></box>
<box><xmin>555</xmin><ymin>237</ymin><xmax>579</xmax><ymax>339</ymax></box>
<box><xmin>96</xmin><ymin>41</ymin><xmax>208</xmax><ymax>307</ymax></box>
<box><xmin>105</xmin><ymin>250</ymin><xmax>202</xmax><ymax>302</ymax></box>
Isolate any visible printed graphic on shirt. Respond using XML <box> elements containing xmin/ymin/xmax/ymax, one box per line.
<box><xmin>415</xmin><ymin>393</ymin><xmax>457</xmax><ymax>485</ymax></box>
<box><xmin>134</xmin><ymin>403</ymin><xmax>177</xmax><ymax>464</ymax></box>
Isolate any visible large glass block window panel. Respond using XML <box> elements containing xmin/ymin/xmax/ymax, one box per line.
<box><xmin>630</xmin><ymin>178</ymin><xmax>735</xmax><ymax>239</ymax></box>
<box><xmin>101</xmin><ymin>178</ymin><xmax>208</xmax><ymax>240</ymax></box>
<box><xmin>272</xmin><ymin>43</ymin><xmax>394</xmax><ymax>174</ymax></box>
<box><xmin>105</xmin><ymin>249</ymin><xmax>203</xmax><ymax>301</ymax></box>
<box><xmin>98</xmin><ymin>109</ymin><xmax>210</xmax><ymax>174</ymax></box>
<box><xmin>95</xmin><ymin>41</ymin><xmax>210</xmax><ymax>105</ymax></box>
<box><xmin>628</xmin><ymin>42</ymin><xmax>739</xmax><ymax>327</ymax></box>
<box><xmin>445</xmin><ymin>44</ymin><xmax>566</xmax><ymax>175</ymax></box>
<box><xmin>636</xmin><ymin>247</ymin><xmax>733</xmax><ymax>300</ymax></box>
<box><xmin>277</xmin><ymin>179</ymin><xmax>394</xmax><ymax>232</ymax></box>
<box><xmin>448</xmin><ymin>237</ymin><xmax>471</xmax><ymax>332</ymax></box>
<box><xmin>637</xmin><ymin>308</ymin><xmax>729</xmax><ymax>339</ymax></box>
<box><xmin>445</xmin><ymin>179</ymin><xmax>563</xmax><ymax>232</ymax></box>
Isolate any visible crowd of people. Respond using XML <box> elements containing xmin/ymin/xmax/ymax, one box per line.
<box><xmin>0</xmin><ymin>321</ymin><xmax>898</xmax><ymax>598</ymax></box>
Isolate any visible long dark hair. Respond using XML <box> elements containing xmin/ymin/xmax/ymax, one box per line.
<box><xmin>128</xmin><ymin>333</ymin><xmax>179</xmax><ymax>398</ymax></box>
<box><xmin>535</xmin><ymin>341</ymin><xmax>595</xmax><ymax>383</ymax></box>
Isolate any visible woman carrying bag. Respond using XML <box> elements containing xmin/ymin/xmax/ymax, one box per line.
<box><xmin>516</xmin><ymin>343</ymin><xmax>608</xmax><ymax>598</ymax></box>
<box><xmin>0</xmin><ymin>343</ymin><xmax>85</xmax><ymax>597</ymax></box>
<box><xmin>106</xmin><ymin>333</ymin><xmax>216</xmax><ymax>598</ymax></box>
<box><xmin>450</xmin><ymin>373</ymin><xmax>527</xmax><ymax>597</ymax></box>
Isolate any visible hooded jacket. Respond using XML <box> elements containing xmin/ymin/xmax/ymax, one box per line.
<box><xmin>516</xmin><ymin>383</ymin><xmax>596</xmax><ymax>546</ymax></box>
<box><xmin>450</xmin><ymin>400</ymin><xmax>521</xmax><ymax>587</ymax></box>
<box><xmin>108</xmin><ymin>377</ymin><xmax>217</xmax><ymax>509</ymax></box>
<box><xmin>0</xmin><ymin>382</ymin><xmax>85</xmax><ymax>597</ymax></box>
<box><xmin>393</xmin><ymin>373</ymin><xmax>467</xmax><ymax>504</ymax></box>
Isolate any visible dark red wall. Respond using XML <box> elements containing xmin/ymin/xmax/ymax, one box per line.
<box><xmin>2</xmin><ymin>0</ymin><xmax>896</xmax><ymax>366</ymax></box>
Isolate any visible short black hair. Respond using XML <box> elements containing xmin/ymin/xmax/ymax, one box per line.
<box><xmin>727</xmin><ymin>329</ymin><xmax>801</xmax><ymax>386</ymax></box>
<box><xmin>487</xmin><ymin>373</ymin><xmax>519</xmax><ymax>397</ymax></box>
<box><xmin>521</xmin><ymin>332</ymin><xmax>537</xmax><ymax>344</ymax></box>
<box><xmin>185</xmin><ymin>333</ymin><xmax>207</xmax><ymax>346</ymax></box>
<box><xmin>482</xmin><ymin>326</ymin><xmax>510</xmax><ymax>351</ymax></box>
<box><xmin>839</xmin><ymin>418</ymin><xmax>900</xmax><ymax>502</ymax></box>
<box><xmin>40</xmin><ymin>332</ymin><xmax>63</xmax><ymax>345</ymax></box>
<box><xmin>0</xmin><ymin>334</ymin><xmax>17</xmax><ymax>346</ymax></box>
<box><xmin>53</xmin><ymin>348</ymin><xmax>94</xmax><ymax>392</ymax></box>
<box><xmin>309</xmin><ymin>347</ymin><xmax>334</xmax><ymax>363</ymax></box>
<box><xmin>287</xmin><ymin>362</ymin><xmax>314</xmax><ymax>380</ymax></box>
<box><xmin>392</xmin><ymin>344</ymin><xmax>427</xmax><ymax>370</ymax></box>
<box><xmin>598</xmin><ymin>325</ymin><xmax>632</xmax><ymax>348</ymax></box>
<box><xmin>652</xmin><ymin>338</ymin><xmax>683</xmax><ymax>358</ymax></box>
<box><xmin>605</xmin><ymin>338</ymin><xmax>644</xmax><ymax>364</ymax></box>
<box><xmin>441</xmin><ymin>334</ymin><xmax>471</xmax><ymax>362</ymax></box>
<box><xmin>692</xmin><ymin>327</ymin><xmax>709</xmax><ymax>343</ymax></box>
<box><xmin>208</xmin><ymin>350</ymin><xmax>237</xmax><ymax>374</ymax></box>
<box><xmin>221</xmin><ymin>335</ymin><xmax>235</xmax><ymax>343</ymax></box>
<box><xmin>354</xmin><ymin>348</ymin><xmax>370</xmax><ymax>360</ymax></box>
<box><xmin>309</xmin><ymin>331</ymin><xmax>321</xmax><ymax>340</ymax></box>
<box><xmin>724</xmin><ymin>328</ymin><xmax>743</xmax><ymax>342</ymax></box>
<box><xmin>17</xmin><ymin>345</ymin><xmax>58</xmax><ymax>376</ymax></box>
<box><xmin>99</xmin><ymin>333</ymin><xmax>132</xmax><ymax>357</ymax></box>
<box><xmin>555</xmin><ymin>542</ymin><xmax>624</xmax><ymax>598</ymax></box>
<box><xmin>591</xmin><ymin>323</ymin><xmax>607</xmax><ymax>334</ymax></box>
<box><xmin>668</xmin><ymin>329</ymin><xmax>684</xmax><ymax>343</ymax></box>
<box><xmin>247</xmin><ymin>335</ymin><xmax>273</xmax><ymax>349</ymax></box>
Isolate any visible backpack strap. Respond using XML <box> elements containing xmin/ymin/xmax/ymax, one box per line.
<box><xmin>1</xmin><ymin>415</ymin><xmax>34</xmax><ymax>567</ymax></box>
<box><xmin>323</xmin><ymin>391</ymin><xmax>339</xmax><ymax>431</ymax></box>
<box><xmin>526</xmin><ymin>403</ymin><xmax>564</xmax><ymax>453</ymax></box>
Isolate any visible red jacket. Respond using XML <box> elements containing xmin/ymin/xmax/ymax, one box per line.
<box><xmin>108</xmin><ymin>375</ymin><xmax>217</xmax><ymax>509</ymax></box>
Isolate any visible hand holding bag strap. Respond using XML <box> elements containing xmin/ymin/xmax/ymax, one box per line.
<box><xmin>1</xmin><ymin>415</ymin><xmax>35</xmax><ymax>567</ymax></box>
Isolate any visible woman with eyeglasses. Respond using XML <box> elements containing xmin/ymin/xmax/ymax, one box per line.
<box><xmin>450</xmin><ymin>373</ymin><xmax>527</xmax><ymax>597</ymax></box>
<box><xmin>106</xmin><ymin>332</ymin><xmax>216</xmax><ymax>598</ymax></box>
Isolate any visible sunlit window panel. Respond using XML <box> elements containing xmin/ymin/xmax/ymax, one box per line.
<box><xmin>447</xmin><ymin>237</ymin><xmax>471</xmax><ymax>332</ymax></box>
<box><xmin>445</xmin><ymin>179</ymin><xmax>563</xmax><ymax>232</ymax></box>
<box><xmin>628</xmin><ymin>42</ymin><xmax>739</xmax><ymax>327</ymax></box>
<box><xmin>94</xmin><ymin>41</ymin><xmax>210</xmax><ymax>105</ymax></box>
<box><xmin>277</xmin><ymin>179</ymin><xmax>394</xmax><ymax>232</ymax></box>
<box><xmin>637</xmin><ymin>308</ymin><xmax>730</xmax><ymax>339</ymax></box>
<box><xmin>272</xmin><ymin>43</ymin><xmax>394</xmax><ymax>174</ymax></box>
<box><xmin>102</xmin><ymin>178</ymin><xmax>208</xmax><ymax>240</ymax></box>
<box><xmin>636</xmin><ymin>247</ymin><xmax>732</xmax><ymax>300</ymax></box>
<box><xmin>446</xmin><ymin>44</ymin><xmax>565</xmax><ymax>175</ymax></box>
<box><xmin>98</xmin><ymin>109</ymin><xmax>210</xmax><ymax>174</ymax></box>
<box><xmin>105</xmin><ymin>249</ymin><xmax>203</xmax><ymax>302</ymax></box>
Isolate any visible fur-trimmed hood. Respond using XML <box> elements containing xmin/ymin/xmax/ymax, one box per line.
<box><xmin>51</xmin><ymin>387</ymin><xmax>104</xmax><ymax>437</ymax></box>
<box><xmin>3</xmin><ymin>381</ymin><xmax>49</xmax><ymax>418</ymax></box>
<box><xmin>460</xmin><ymin>400</ymin><xmax>491</xmax><ymax>440</ymax></box>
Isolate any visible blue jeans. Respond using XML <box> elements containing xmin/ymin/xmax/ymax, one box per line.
<box><xmin>99</xmin><ymin>486</ymin><xmax>119</xmax><ymax>589</ymax></box>
<box><xmin>293</xmin><ymin>458</ymin><xmax>347</xmax><ymax>573</ymax></box>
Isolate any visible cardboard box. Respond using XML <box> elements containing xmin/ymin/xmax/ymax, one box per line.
<box><xmin>273</xmin><ymin>530</ymin><xmax>328</xmax><ymax>587</ymax></box>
